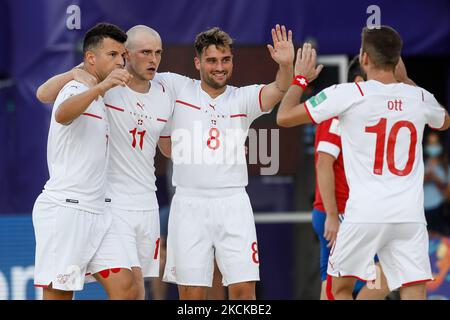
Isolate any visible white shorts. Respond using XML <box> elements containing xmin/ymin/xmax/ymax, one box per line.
<box><xmin>327</xmin><ymin>222</ymin><xmax>433</xmax><ymax>291</ymax></box>
<box><xmin>109</xmin><ymin>206</ymin><xmax>160</xmax><ymax>278</ymax></box>
<box><xmin>32</xmin><ymin>194</ymin><xmax>132</xmax><ymax>291</ymax></box>
<box><xmin>163</xmin><ymin>188</ymin><xmax>260</xmax><ymax>287</ymax></box>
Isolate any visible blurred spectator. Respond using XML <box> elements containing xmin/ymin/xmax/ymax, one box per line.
<box><xmin>424</xmin><ymin>132</ymin><xmax>448</xmax><ymax>235</ymax></box>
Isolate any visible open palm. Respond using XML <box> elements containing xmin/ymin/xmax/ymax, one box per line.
<box><xmin>267</xmin><ymin>24</ymin><xmax>294</xmax><ymax>67</ymax></box>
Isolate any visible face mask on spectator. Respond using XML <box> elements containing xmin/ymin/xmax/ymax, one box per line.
<box><xmin>425</xmin><ymin>144</ymin><xmax>443</xmax><ymax>158</ymax></box>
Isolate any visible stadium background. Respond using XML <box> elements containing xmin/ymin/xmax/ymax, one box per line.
<box><xmin>0</xmin><ymin>0</ymin><xmax>449</xmax><ymax>299</ymax></box>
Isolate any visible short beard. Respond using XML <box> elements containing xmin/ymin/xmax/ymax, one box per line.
<box><xmin>203</xmin><ymin>75</ymin><xmax>227</xmax><ymax>90</ymax></box>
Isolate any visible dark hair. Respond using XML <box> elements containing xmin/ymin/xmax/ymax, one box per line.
<box><xmin>83</xmin><ymin>23</ymin><xmax>127</xmax><ymax>54</ymax></box>
<box><xmin>194</xmin><ymin>27</ymin><xmax>233</xmax><ymax>57</ymax></box>
<box><xmin>361</xmin><ymin>26</ymin><xmax>402</xmax><ymax>71</ymax></box>
<box><xmin>347</xmin><ymin>55</ymin><xmax>366</xmax><ymax>82</ymax></box>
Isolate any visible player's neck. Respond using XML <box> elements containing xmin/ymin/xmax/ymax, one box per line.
<box><xmin>82</xmin><ymin>65</ymin><xmax>102</xmax><ymax>84</ymax></box>
<box><xmin>128</xmin><ymin>77</ymin><xmax>151</xmax><ymax>94</ymax></box>
<box><xmin>200</xmin><ymin>81</ymin><xmax>227</xmax><ymax>99</ymax></box>
<box><xmin>367</xmin><ymin>69</ymin><xmax>397</xmax><ymax>85</ymax></box>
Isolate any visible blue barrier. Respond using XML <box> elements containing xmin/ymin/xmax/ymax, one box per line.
<box><xmin>0</xmin><ymin>214</ymin><xmax>106</xmax><ymax>299</ymax></box>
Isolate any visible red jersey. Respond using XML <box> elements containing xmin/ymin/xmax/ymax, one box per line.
<box><xmin>313</xmin><ymin>117</ymin><xmax>349</xmax><ymax>213</ymax></box>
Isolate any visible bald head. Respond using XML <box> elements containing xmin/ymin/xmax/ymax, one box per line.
<box><xmin>124</xmin><ymin>25</ymin><xmax>163</xmax><ymax>82</ymax></box>
<box><xmin>126</xmin><ymin>25</ymin><xmax>161</xmax><ymax>50</ymax></box>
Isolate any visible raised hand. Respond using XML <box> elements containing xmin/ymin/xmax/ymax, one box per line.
<box><xmin>267</xmin><ymin>24</ymin><xmax>295</xmax><ymax>67</ymax></box>
<box><xmin>97</xmin><ymin>69</ymin><xmax>133</xmax><ymax>95</ymax></box>
<box><xmin>294</xmin><ymin>42</ymin><xmax>323</xmax><ymax>82</ymax></box>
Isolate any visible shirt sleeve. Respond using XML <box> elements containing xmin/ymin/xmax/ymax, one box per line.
<box><xmin>160</xmin><ymin>117</ymin><xmax>172</xmax><ymax>138</ymax></box>
<box><xmin>55</xmin><ymin>82</ymin><xmax>88</xmax><ymax>106</ymax></box>
<box><xmin>316</xmin><ymin>118</ymin><xmax>342</xmax><ymax>159</ymax></box>
<box><xmin>53</xmin><ymin>82</ymin><xmax>89</xmax><ymax>123</ymax></box>
<box><xmin>238</xmin><ymin>84</ymin><xmax>269</xmax><ymax>123</ymax></box>
<box><xmin>304</xmin><ymin>83</ymin><xmax>359</xmax><ymax>124</ymax></box>
<box><xmin>423</xmin><ymin>90</ymin><xmax>446</xmax><ymax>129</ymax></box>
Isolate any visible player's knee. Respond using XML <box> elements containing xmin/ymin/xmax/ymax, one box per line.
<box><xmin>400</xmin><ymin>283</ymin><xmax>427</xmax><ymax>300</ymax></box>
<box><xmin>109</xmin><ymin>277</ymin><xmax>139</xmax><ymax>300</ymax></box>
<box><xmin>178</xmin><ymin>285</ymin><xmax>208</xmax><ymax>300</ymax></box>
<box><xmin>230</xmin><ymin>291</ymin><xmax>255</xmax><ymax>300</ymax></box>
<box><xmin>332</xmin><ymin>283</ymin><xmax>353</xmax><ymax>298</ymax></box>
<box><xmin>228</xmin><ymin>282</ymin><xmax>256</xmax><ymax>300</ymax></box>
<box><xmin>43</xmin><ymin>286</ymin><xmax>73</xmax><ymax>300</ymax></box>
<box><xmin>135</xmin><ymin>281</ymin><xmax>145</xmax><ymax>300</ymax></box>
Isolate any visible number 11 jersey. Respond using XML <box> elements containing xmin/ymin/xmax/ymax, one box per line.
<box><xmin>104</xmin><ymin>81</ymin><xmax>173</xmax><ymax>210</ymax></box>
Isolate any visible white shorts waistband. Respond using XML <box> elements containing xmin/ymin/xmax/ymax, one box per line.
<box><xmin>175</xmin><ymin>187</ymin><xmax>245</xmax><ymax>198</ymax></box>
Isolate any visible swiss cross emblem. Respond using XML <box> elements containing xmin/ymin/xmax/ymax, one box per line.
<box><xmin>298</xmin><ymin>78</ymin><xmax>307</xmax><ymax>85</ymax></box>
<box><xmin>138</xmin><ymin>119</ymin><xmax>143</xmax><ymax>125</ymax></box>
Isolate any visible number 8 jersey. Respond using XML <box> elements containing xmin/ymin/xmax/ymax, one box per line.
<box><xmin>305</xmin><ymin>80</ymin><xmax>446</xmax><ymax>223</ymax></box>
<box><xmin>155</xmin><ymin>72</ymin><xmax>268</xmax><ymax>190</ymax></box>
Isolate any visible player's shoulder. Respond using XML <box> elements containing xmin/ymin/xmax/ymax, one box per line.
<box><xmin>150</xmin><ymin>79</ymin><xmax>169</xmax><ymax>95</ymax></box>
<box><xmin>232</xmin><ymin>83</ymin><xmax>262</xmax><ymax>96</ymax></box>
<box><xmin>308</xmin><ymin>83</ymin><xmax>362</xmax><ymax>108</ymax></box>
<box><xmin>417</xmin><ymin>86</ymin><xmax>438</xmax><ymax>103</ymax></box>
<box><xmin>362</xmin><ymin>80</ymin><xmax>426</xmax><ymax>100</ymax></box>
<box><xmin>322</xmin><ymin>82</ymin><xmax>363</xmax><ymax>98</ymax></box>
<box><xmin>105</xmin><ymin>84</ymin><xmax>124</xmax><ymax>97</ymax></box>
<box><xmin>55</xmin><ymin>80</ymin><xmax>88</xmax><ymax>103</ymax></box>
<box><xmin>155</xmin><ymin>72</ymin><xmax>193</xmax><ymax>85</ymax></box>
<box><xmin>149</xmin><ymin>80</ymin><xmax>173</xmax><ymax>107</ymax></box>
<box><xmin>60</xmin><ymin>80</ymin><xmax>88</xmax><ymax>94</ymax></box>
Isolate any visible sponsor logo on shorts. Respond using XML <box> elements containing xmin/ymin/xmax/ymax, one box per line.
<box><xmin>65</xmin><ymin>198</ymin><xmax>79</xmax><ymax>204</ymax></box>
<box><xmin>56</xmin><ymin>273</ymin><xmax>71</xmax><ymax>284</ymax></box>
<box><xmin>56</xmin><ymin>265</ymin><xmax>82</xmax><ymax>290</ymax></box>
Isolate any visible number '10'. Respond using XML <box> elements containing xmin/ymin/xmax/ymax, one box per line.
<box><xmin>365</xmin><ymin>118</ymin><xmax>417</xmax><ymax>176</ymax></box>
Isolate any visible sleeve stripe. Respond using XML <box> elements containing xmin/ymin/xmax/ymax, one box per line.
<box><xmin>355</xmin><ymin>82</ymin><xmax>364</xmax><ymax>96</ymax></box>
<box><xmin>159</xmin><ymin>136</ymin><xmax>171</xmax><ymax>138</ymax></box>
<box><xmin>258</xmin><ymin>85</ymin><xmax>266</xmax><ymax>112</ymax></box>
<box><xmin>317</xmin><ymin>141</ymin><xmax>341</xmax><ymax>159</ymax></box>
<box><xmin>303</xmin><ymin>102</ymin><xmax>317</xmax><ymax>124</ymax></box>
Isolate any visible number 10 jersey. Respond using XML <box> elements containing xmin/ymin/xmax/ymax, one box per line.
<box><xmin>305</xmin><ymin>80</ymin><xmax>445</xmax><ymax>223</ymax></box>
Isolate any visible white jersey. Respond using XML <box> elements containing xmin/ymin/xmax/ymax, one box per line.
<box><xmin>43</xmin><ymin>80</ymin><xmax>109</xmax><ymax>213</ymax></box>
<box><xmin>305</xmin><ymin>80</ymin><xmax>446</xmax><ymax>223</ymax></box>
<box><xmin>104</xmin><ymin>80</ymin><xmax>172</xmax><ymax>210</ymax></box>
<box><xmin>155</xmin><ymin>72</ymin><xmax>269</xmax><ymax>189</ymax></box>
